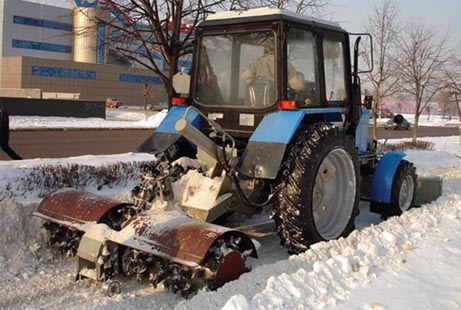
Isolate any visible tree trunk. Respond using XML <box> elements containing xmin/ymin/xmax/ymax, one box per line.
<box><xmin>412</xmin><ymin>111</ymin><xmax>419</xmax><ymax>144</ymax></box>
<box><xmin>371</xmin><ymin>91</ymin><xmax>380</xmax><ymax>140</ymax></box>
<box><xmin>165</xmin><ymin>52</ymin><xmax>179</xmax><ymax>109</ymax></box>
<box><xmin>456</xmin><ymin>96</ymin><xmax>461</xmax><ymax>145</ymax></box>
<box><xmin>371</xmin><ymin>93</ymin><xmax>379</xmax><ymax>140</ymax></box>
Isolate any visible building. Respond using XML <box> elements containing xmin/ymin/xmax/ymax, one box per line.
<box><xmin>0</xmin><ymin>0</ymin><xmax>167</xmax><ymax>105</ymax></box>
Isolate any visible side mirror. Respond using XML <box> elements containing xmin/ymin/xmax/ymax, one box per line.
<box><xmin>349</xmin><ymin>33</ymin><xmax>373</xmax><ymax>74</ymax></box>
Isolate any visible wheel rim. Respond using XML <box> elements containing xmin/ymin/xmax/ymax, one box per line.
<box><xmin>312</xmin><ymin>148</ymin><xmax>356</xmax><ymax>240</ymax></box>
<box><xmin>399</xmin><ymin>175</ymin><xmax>415</xmax><ymax>211</ymax></box>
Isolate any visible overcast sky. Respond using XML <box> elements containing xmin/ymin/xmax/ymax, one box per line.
<box><xmin>29</xmin><ymin>0</ymin><xmax>461</xmax><ymax>49</ymax></box>
<box><xmin>325</xmin><ymin>0</ymin><xmax>461</xmax><ymax>48</ymax></box>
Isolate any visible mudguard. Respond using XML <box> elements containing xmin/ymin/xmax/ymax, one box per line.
<box><xmin>34</xmin><ymin>190</ymin><xmax>258</xmax><ymax>263</ymax></box>
<box><xmin>34</xmin><ymin>190</ymin><xmax>257</xmax><ymax>289</ymax></box>
<box><xmin>138</xmin><ymin>106</ymin><xmax>200</xmax><ymax>153</ymax></box>
<box><xmin>112</xmin><ymin>210</ymin><xmax>257</xmax><ymax>266</ymax></box>
<box><xmin>240</xmin><ymin>108</ymin><xmax>344</xmax><ymax>179</ymax></box>
<box><xmin>370</xmin><ymin>151</ymin><xmax>406</xmax><ymax>204</ymax></box>
<box><xmin>33</xmin><ymin>188</ymin><xmax>132</xmax><ymax>230</ymax></box>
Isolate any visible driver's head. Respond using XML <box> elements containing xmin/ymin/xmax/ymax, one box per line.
<box><xmin>262</xmin><ymin>38</ymin><xmax>275</xmax><ymax>55</ymax></box>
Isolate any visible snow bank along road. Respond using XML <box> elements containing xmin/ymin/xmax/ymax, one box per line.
<box><xmin>3</xmin><ymin>126</ymin><xmax>458</xmax><ymax>161</ymax></box>
<box><xmin>3</xmin><ymin>109</ymin><xmax>458</xmax><ymax>161</ymax></box>
<box><xmin>0</xmin><ymin>136</ymin><xmax>460</xmax><ymax>309</ymax></box>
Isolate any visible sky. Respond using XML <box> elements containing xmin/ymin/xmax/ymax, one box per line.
<box><xmin>28</xmin><ymin>0</ymin><xmax>461</xmax><ymax>48</ymax></box>
<box><xmin>325</xmin><ymin>0</ymin><xmax>461</xmax><ymax>48</ymax></box>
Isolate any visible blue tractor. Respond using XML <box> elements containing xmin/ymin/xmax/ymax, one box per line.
<box><xmin>36</xmin><ymin>8</ymin><xmax>434</xmax><ymax>297</ymax></box>
<box><xmin>138</xmin><ymin>8</ymin><xmax>418</xmax><ymax>252</ymax></box>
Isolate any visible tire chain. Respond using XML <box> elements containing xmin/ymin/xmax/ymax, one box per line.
<box><xmin>271</xmin><ymin>123</ymin><xmax>355</xmax><ymax>254</ymax></box>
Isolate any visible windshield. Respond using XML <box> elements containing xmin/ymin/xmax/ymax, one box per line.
<box><xmin>195</xmin><ymin>31</ymin><xmax>276</xmax><ymax>108</ymax></box>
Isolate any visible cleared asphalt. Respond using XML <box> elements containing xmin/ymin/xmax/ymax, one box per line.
<box><xmin>1</xmin><ymin>129</ymin><xmax>153</xmax><ymax>160</ymax></box>
<box><xmin>1</xmin><ymin>126</ymin><xmax>459</xmax><ymax>161</ymax></box>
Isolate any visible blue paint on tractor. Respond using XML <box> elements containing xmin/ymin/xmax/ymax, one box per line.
<box><xmin>156</xmin><ymin>106</ymin><xmax>200</xmax><ymax>134</ymax></box>
<box><xmin>370</xmin><ymin>152</ymin><xmax>406</xmax><ymax>204</ymax></box>
<box><xmin>250</xmin><ymin>108</ymin><xmax>344</xmax><ymax>144</ymax></box>
<box><xmin>355</xmin><ymin>109</ymin><xmax>370</xmax><ymax>154</ymax></box>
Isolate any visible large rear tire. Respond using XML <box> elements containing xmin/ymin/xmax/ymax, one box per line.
<box><xmin>273</xmin><ymin>124</ymin><xmax>360</xmax><ymax>254</ymax></box>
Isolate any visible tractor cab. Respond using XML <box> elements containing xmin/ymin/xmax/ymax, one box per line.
<box><xmin>139</xmin><ymin>8</ymin><xmax>361</xmax><ymax>159</ymax></box>
<box><xmin>188</xmin><ymin>8</ymin><xmax>353</xmax><ymax>138</ymax></box>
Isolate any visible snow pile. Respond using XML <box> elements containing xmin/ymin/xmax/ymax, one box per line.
<box><xmin>0</xmin><ymin>153</ymin><xmax>156</xmax><ymax>204</ymax></box>
<box><xmin>176</xmin><ymin>195</ymin><xmax>461</xmax><ymax>310</ymax></box>
<box><xmin>0</xmin><ymin>200</ymin><xmax>46</xmax><ymax>261</ymax></box>
<box><xmin>173</xmin><ymin>169</ymin><xmax>225</xmax><ymax>211</ymax></box>
<box><xmin>9</xmin><ymin>109</ymin><xmax>167</xmax><ymax>130</ymax></box>
<box><xmin>377</xmin><ymin>114</ymin><xmax>459</xmax><ymax>127</ymax></box>
<box><xmin>0</xmin><ymin>136</ymin><xmax>461</xmax><ymax>309</ymax></box>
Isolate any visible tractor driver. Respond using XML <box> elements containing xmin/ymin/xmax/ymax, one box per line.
<box><xmin>241</xmin><ymin>38</ymin><xmax>305</xmax><ymax>100</ymax></box>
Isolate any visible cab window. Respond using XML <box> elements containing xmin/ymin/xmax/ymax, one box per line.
<box><xmin>286</xmin><ymin>28</ymin><xmax>320</xmax><ymax>107</ymax></box>
<box><xmin>323</xmin><ymin>38</ymin><xmax>347</xmax><ymax>102</ymax></box>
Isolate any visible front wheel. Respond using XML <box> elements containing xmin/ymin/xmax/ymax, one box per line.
<box><xmin>389</xmin><ymin>160</ymin><xmax>417</xmax><ymax>216</ymax></box>
<box><xmin>273</xmin><ymin>124</ymin><xmax>360</xmax><ymax>254</ymax></box>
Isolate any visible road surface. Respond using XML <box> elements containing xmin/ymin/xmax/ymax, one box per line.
<box><xmin>376</xmin><ymin>126</ymin><xmax>458</xmax><ymax>139</ymax></box>
<box><xmin>1</xmin><ymin>129</ymin><xmax>153</xmax><ymax>160</ymax></box>
<box><xmin>1</xmin><ymin>126</ymin><xmax>458</xmax><ymax>160</ymax></box>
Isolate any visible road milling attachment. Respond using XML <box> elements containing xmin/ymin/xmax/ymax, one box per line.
<box><xmin>33</xmin><ymin>185</ymin><xmax>256</xmax><ymax>297</ymax></box>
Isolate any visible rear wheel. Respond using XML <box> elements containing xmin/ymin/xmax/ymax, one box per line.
<box><xmin>273</xmin><ymin>124</ymin><xmax>360</xmax><ymax>254</ymax></box>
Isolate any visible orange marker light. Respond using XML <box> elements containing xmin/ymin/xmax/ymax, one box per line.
<box><xmin>277</xmin><ymin>100</ymin><xmax>297</xmax><ymax>110</ymax></box>
<box><xmin>172</xmin><ymin>97</ymin><xmax>187</xmax><ymax>106</ymax></box>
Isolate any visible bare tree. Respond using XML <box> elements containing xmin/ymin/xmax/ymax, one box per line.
<box><xmin>436</xmin><ymin>90</ymin><xmax>452</xmax><ymax>119</ymax></box>
<box><xmin>394</xmin><ymin>21</ymin><xmax>450</xmax><ymax>143</ymax></box>
<box><xmin>85</xmin><ymin>0</ymin><xmax>226</xmax><ymax>108</ymax></box>
<box><xmin>444</xmin><ymin>52</ymin><xmax>461</xmax><ymax>144</ymax></box>
<box><xmin>363</xmin><ymin>0</ymin><xmax>400</xmax><ymax>140</ymax></box>
<box><xmin>77</xmin><ymin>0</ymin><xmax>330</xmax><ymax>108</ymax></box>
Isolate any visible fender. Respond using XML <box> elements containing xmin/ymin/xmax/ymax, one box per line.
<box><xmin>239</xmin><ymin>108</ymin><xmax>344</xmax><ymax>179</ymax></box>
<box><xmin>138</xmin><ymin>106</ymin><xmax>200</xmax><ymax>154</ymax></box>
<box><xmin>370</xmin><ymin>151</ymin><xmax>406</xmax><ymax>204</ymax></box>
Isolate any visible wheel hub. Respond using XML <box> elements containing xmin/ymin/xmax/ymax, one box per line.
<box><xmin>399</xmin><ymin>175</ymin><xmax>415</xmax><ymax>211</ymax></box>
<box><xmin>313</xmin><ymin>148</ymin><xmax>356</xmax><ymax>240</ymax></box>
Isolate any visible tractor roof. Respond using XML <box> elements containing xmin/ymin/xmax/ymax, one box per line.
<box><xmin>201</xmin><ymin>8</ymin><xmax>344</xmax><ymax>32</ymax></box>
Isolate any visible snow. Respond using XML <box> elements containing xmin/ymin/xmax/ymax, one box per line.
<box><xmin>173</xmin><ymin>169</ymin><xmax>225</xmax><ymax>211</ymax></box>
<box><xmin>1</xmin><ymin>112</ymin><xmax>461</xmax><ymax>309</ymax></box>
<box><xmin>9</xmin><ymin>109</ymin><xmax>168</xmax><ymax>130</ymax></box>
<box><xmin>377</xmin><ymin>113</ymin><xmax>459</xmax><ymax>127</ymax></box>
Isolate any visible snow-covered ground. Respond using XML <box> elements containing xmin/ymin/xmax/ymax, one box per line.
<box><xmin>1</xmin><ymin>112</ymin><xmax>461</xmax><ymax>309</ymax></box>
<box><xmin>8</xmin><ymin>110</ymin><xmax>459</xmax><ymax>130</ymax></box>
<box><xmin>377</xmin><ymin>113</ymin><xmax>459</xmax><ymax>127</ymax></box>
<box><xmin>9</xmin><ymin>109</ymin><xmax>168</xmax><ymax>130</ymax></box>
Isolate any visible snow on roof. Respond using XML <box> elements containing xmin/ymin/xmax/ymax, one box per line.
<box><xmin>206</xmin><ymin>8</ymin><xmax>341</xmax><ymax>29</ymax></box>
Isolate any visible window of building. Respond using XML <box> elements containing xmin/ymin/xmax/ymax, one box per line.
<box><xmin>31</xmin><ymin>66</ymin><xmax>95</xmax><ymax>80</ymax></box>
<box><xmin>13</xmin><ymin>40</ymin><xmax>72</xmax><ymax>54</ymax></box>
